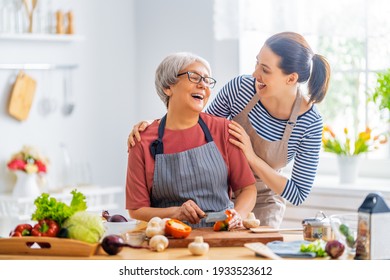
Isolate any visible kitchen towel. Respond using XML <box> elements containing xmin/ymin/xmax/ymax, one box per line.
<box><xmin>264</xmin><ymin>240</ymin><xmax>316</xmax><ymax>258</ymax></box>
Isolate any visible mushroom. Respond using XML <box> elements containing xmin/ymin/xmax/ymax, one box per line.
<box><xmin>242</xmin><ymin>212</ymin><xmax>261</xmax><ymax>229</ymax></box>
<box><xmin>188</xmin><ymin>236</ymin><xmax>209</xmax><ymax>256</ymax></box>
<box><xmin>149</xmin><ymin>235</ymin><xmax>169</xmax><ymax>252</ymax></box>
<box><xmin>145</xmin><ymin>220</ymin><xmax>164</xmax><ymax>238</ymax></box>
<box><xmin>147</xmin><ymin>217</ymin><xmax>162</xmax><ymax>227</ymax></box>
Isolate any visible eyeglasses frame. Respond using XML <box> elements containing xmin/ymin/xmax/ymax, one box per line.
<box><xmin>177</xmin><ymin>71</ymin><xmax>217</xmax><ymax>89</ymax></box>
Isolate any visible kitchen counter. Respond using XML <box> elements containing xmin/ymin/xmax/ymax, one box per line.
<box><xmin>0</xmin><ymin>233</ymin><xmax>341</xmax><ymax>260</ymax></box>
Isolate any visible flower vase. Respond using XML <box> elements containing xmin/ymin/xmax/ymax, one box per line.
<box><xmin>337</xmin><ymin>155</ymin><xmax>360</xmax><ymax>184</ymax></box>
<box><xmin>12</xmin><ymin>171</ymin><xmax>41</xmax><ymax>198</ymax></box>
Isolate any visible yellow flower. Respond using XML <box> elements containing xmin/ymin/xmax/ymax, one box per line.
<box><xmin>322</xmin><ymin>125</ymin><xmax>387</xmax><ymax>156</ymax></box>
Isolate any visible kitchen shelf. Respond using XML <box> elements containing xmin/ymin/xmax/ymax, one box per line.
<box><xmin>0</xmin><ymin>33</ymin><xmax>84</xmax><ymax>43</ymax></box>
<box><xmin>0</xmin><ymin>63</ymin><xmax>78</xmax><ymax>71</ymax></box>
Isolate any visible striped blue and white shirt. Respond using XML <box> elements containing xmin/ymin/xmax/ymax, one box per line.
<box><xmin>205</xmin><ymin>75</ymin><xmax>323</xmax><ymax>206</ymax></box>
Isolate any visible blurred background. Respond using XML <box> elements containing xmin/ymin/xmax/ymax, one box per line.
<box><xmin>1</xmin><ymin>0</ymin><xmax>389</xmax><ymax>233</ymax></box>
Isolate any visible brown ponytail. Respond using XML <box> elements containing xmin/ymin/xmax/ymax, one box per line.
<box><xmin>308</xmin><ymin>54</ymin><xmax>331</xmax><ymax>103</ymax></box>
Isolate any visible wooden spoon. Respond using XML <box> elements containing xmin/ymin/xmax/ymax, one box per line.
<box><xmin>23</xmin><ymin>0</ymin><xmax>39</xmax><ymax>33</ymax></box>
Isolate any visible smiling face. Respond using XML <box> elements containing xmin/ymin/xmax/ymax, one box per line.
<box><xmin>164</xmin><ymin>61</ymin><xmax>211</xmax><ymax>115</ymax></box>
<box><xmin>252</xmin><ymin>45</ymin><xmax>297</xmax><ymax>97</ymax></box>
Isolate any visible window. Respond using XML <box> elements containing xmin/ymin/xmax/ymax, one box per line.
<box><xmin>236</xmin><ymin>0</ymin><xmax>390</xmax><ymax>177</ymax></box>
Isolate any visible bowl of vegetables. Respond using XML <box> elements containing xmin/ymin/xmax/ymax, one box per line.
<box><xmin>329</xmin><ymin>213</ymin><xmax>358</xmax><ymax>255</ymax></box>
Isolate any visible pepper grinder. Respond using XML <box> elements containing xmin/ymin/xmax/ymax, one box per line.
<box><xmin>56</xmin><ymin>10</ymin><xmax>64</xmax><ymax>34</ymax></box>
<box><xmin>66</xmin><ymin>11</ymin><xmax>74</xmax><ymax>34</ymax></box>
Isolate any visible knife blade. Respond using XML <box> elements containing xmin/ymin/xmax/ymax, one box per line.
<box><xmin>203</xmin><ymin>211</ymin><xmax>228</xmax><ymax>223</ymax></box>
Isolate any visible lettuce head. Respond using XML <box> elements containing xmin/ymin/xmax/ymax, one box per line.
<box><xmin>63</xmin><ymin>211</ymin><xmax>105</xmax><ymax>243</ymax></box>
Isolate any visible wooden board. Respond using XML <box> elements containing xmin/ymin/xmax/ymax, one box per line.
<box><xmin>250</xmin><ymin>227</ymin><xmax>303</xmax><ymax>233</ymax></box>
<box><xmin>168</xmin><ymin>227</ymin><xmax>283</xmax><ymax>248</ymax></box>
<box><xmin>0</xmin><ymin>237</ymin><xmax>99</xmax><ymax>257</ymax></box>
<box><xmin>8</xmin><ymin>71</ymin><xmax>37</xmax><ymax>121</ymax></box>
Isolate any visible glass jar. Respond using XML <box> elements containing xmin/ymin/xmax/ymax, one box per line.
<box><xmin>302</xmin><ymin>211</ymin><xmax>333</xmax><ymax>241</ymax></box>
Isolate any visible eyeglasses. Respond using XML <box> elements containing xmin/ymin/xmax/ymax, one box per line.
<box><xmin>177</xmin><ymin>71</ymin><xmax>217</xmax><ymax>89</ymax></box>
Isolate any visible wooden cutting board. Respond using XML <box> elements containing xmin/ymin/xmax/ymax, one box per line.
<box><xmin>168</xmin><ymin>227</ymin><xmax>283</xmax><ymax>248</ymax></box>
<box><xmin>0</xmin><ymin>237</ymin><xmax>99</xmax><ymax>257</ymax></box>
<box><xmin>8</xmin><ymin>70</ymin><xmax>37</xmax><ymax>121</ymax></box>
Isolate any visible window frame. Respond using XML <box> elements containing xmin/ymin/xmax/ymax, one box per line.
<box><xmin>236</xmin><ymin>0</ymin><xmax>390</xmax><ymax>180</ymax></box>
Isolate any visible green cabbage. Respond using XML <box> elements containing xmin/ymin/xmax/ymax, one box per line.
<box><xmin>63</xmin><ymin>211</ymin><xmax>105</xmax><ymax>243</ymax></box>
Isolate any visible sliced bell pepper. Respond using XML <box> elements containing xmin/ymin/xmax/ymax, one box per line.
<box><xmin>165</xmin><ymin>219</ymin><xmax>192</xmax><ymax>238</ymax></box>
<box><xmin>213</xmin><ymin>220</ymin><xmax>229</xmax><ymax>231</ymax></box>
<box><xmin>213</xmin><ymin>209</ymin><xmax>233</xmax><ymax>231</ymax></box>
<box><xmin>9</xmin><ymin>223</ymin><xmax>33</xmax><ymax>237</ymax></box>
<box><xmin>31</xmin><ymin>219</ymin><xmax>60</xmax><ymax>237</ymax></box>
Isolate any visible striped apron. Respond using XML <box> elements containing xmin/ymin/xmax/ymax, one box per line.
<box><xmin>232</xmin><ymin>91</ymin><xmax>302</xmax><ymax>228</ymax></box>
<box><xmin>150</xmin><ymin>115</ymin><xmax>234</xmax><ymax>228</ymax></box>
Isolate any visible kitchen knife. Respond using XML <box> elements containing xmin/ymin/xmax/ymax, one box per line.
<box><xmin>203</xmin><ymin>211</ymin><xmax>228</xmax><ymax>223</ymax></box>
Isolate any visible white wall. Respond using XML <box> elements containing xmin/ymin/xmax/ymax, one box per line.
<box><xmin>134</xmin><ymin>0</ymin><xmax>215</xmax><ymax>119</ymax></box>
<box><xmin>0</xmin><ymin>1</ymin><xmax>240</xmax><ymax>197</ymax></box>
<box><xmin>0</xmin><ymin>0</ymin><xmax>136</xmax><ymax>193</ymax></box>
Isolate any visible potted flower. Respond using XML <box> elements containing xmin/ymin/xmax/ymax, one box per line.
<box><xmin>7</xmin><ymin>145</ymin><xmax>49</xmax><ymax>197</ymax></box>
<box><xmin>322</xmin><ymin>125</ymin><xmax>387</xmax><ymax>184</ymax></box>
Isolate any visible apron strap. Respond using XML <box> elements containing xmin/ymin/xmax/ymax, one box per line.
<box><xmin>242</xmin><ymin>81</ymin><xmax>261</xmax><ymax>114</ymax></box>
<box><xmin>282</xmin><ymin>90</ymin><xmax>302</xmax><ymax>141</ymax></box>
<box><xmin>150</xmin><ymin>115</ymin><xmax>213</xmax><ymax>159</ymax></box>
<box><xmin>198</xmin><ymin>116</ymin><xmax>213</xmax><ymax>143</ymax></box>
<box><xmin>150</xmin><ymin>115</ymin><xmax>166</xmax><ymax>159</ymax></box>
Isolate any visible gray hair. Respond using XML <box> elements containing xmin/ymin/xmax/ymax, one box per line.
<box><xmin>155</xmin><ymin>52</ymin><xmax>212</xmax><ymax>108</ymax></box>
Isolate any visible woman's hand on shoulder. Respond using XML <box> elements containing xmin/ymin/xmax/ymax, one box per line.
<box><xmin>128</xmin><ymin>120</ymin><xmax>154</xmax><ymax>148</ymax></box>
<box><xmin>228</xmin><ymin>120</ymin><xmax>255</xmax><ymax>160</ymax></box>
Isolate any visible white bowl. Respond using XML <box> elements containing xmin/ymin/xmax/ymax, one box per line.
<box><xmin>103</xmin><ymin>220</ymin><xmax>138</xmax><ymax>237</ymax></box>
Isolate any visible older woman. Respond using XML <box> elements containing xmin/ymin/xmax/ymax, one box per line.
<box><xmin>126</xmin><ymin>52</ymin><xmax>257</xmax><ymax>229</ymax></box>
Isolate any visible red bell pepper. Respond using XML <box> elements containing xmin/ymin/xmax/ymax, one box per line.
<box><xmin>31</xmin><ymin>219</ymin><xmax>60</xmax><ymax>237</ymax></box>
<box><xmin>9</xmin><ymin>223</ymin><xmax>33</xmax><ymax>237</ymax></box>
<box><xmin>213</xmin><ymin>210</ymin><xmax>233</xmax><ymax>231</ymax></box>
